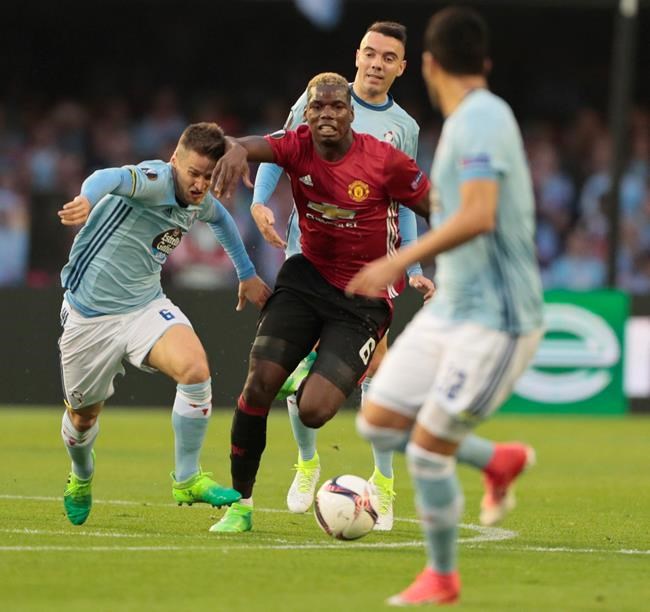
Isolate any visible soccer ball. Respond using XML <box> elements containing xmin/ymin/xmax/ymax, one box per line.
<box><xmin>314</xmin><ymin>474</ymin><xmax>379</xmax><ymax>540</ymax></box>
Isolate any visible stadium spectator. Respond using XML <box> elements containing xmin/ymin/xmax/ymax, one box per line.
<box><xmin>56</xmin><ymin>122</ymin><xmax>270</xmax><ymax>526</ymax></box>
<box><xmin>0</xmin><ymin>86</ymin><xmax>644</xmax><ymax>294</ymax></box>
<box><xmin>527</xmin><ymin>130</ymin><xmax>576</xmax><ymax>268</ymax></box>
<box><xmin>132</xmin><ymin>88</ymin><xmax>186</xmax><ymax>159</ymax></box>
<box><xmin>346</xmin><ymin>8</ymin><xmax>544</xmax><ymax>605</ymax></box>
<box><xmin>624</xmin><ymin>249</ymin><xmax>650</xmax><ymax>294</ymax></box>
<box><xmin>544</xmin><ymin>225</ymin><xmax>607</xmax><ymax>290</ymax></box>
<box><xmin>0</xmin><ymin>172</ymin><xmax>30</xmax><ymax>286</ymax></box>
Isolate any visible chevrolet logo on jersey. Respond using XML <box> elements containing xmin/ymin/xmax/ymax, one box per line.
<box><xmin>307</xmin><ymin>201</ymin><xmax>357</xmax><ymax>220</ymax></box>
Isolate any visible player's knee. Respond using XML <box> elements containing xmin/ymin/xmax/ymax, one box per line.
<box><xmin>68</xmin><ymin>411</ymin><xmax>97</xmax><ymax>432</ymax></box>
<box><xmin>406</xmin><ymin>441</ymin><xmax>456</xmax><ymax>478</ymax></box>
<box><xmin>244</xmin><ymin>375</ymin><xmax>279</xmax><ymax>407</ymax></box>
<box><xmin>176</xmin><ymin>359</ymin><xmax>210</xmax><ymax>385</ymax></box>
<box><xmin>356</xmin><ymin>412</ymin><xmax>410</xmax><ymax>452</ymax></box>
<box><xmin>297</xmin><ymin>400</ymin><xmax>336</xmax><ymax>429</ymax></box>
<box><xmin>66</xmin><ymin>404</ymin><xmax>101</xmax><ymax>432</ymax></box>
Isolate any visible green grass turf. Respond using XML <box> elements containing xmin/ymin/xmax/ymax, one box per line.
<box><xmin>0</xmin><ymin>407</ymin><xmax>648</xmax><ymax>611</ymax></box>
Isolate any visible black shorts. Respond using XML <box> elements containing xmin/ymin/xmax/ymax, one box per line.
<box><xmin>252</xmin><ymin>254</ymin><xmax>392</xmax><ymax>396</ymax></box>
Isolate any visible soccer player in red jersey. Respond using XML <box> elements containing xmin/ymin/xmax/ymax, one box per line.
<box><xmin>209</xmin><ymin>72</ymin><xmax>430</xmax><ymax>533</ymax></box>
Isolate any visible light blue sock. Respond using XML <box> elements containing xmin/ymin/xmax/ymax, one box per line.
<box><xmin>362</xmin><ymin>377</ymin><xmax>393</xmax><ymax>478</ymax></box>
<box><xmin>407</xmin><ymin>442</ymin><xmax>464</xmax><ymax>574</ymax></box>
<box><xmin>456</xmin><ymin>434</ymin><xmax>495</xmax><ymax>470</ymax></box>
<box><xmin>287</xmin><ymin>394</ymin><xmax>317</xmax><ymax>461</ymax></box>
<box><xmin>61</xmin><ymin>410</ymin><xmax>98</xmax><ymax>480</ymax></box>
<box><xmin>172</xmin><ymin>380</ymin><xmax>212</xmax><ymax>482</ymax></box>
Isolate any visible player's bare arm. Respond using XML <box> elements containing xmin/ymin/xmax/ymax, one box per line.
<box><xmin>346</xmin><ymin>178</ymin><xmax>498</xmax><ymax>297</ymax></box>
<box><xmin>251</xmin><ymin>203</ymin><xmax>287</xmax><ymax>249</ymax></box>
<box><xmin>236</xmin><ymin>275</ymin><xmax>273</xmax><ymax>311</ymax></box>
<box><xmin>58</xmin><ymin>195</ymin><xmax>92</xmax><ymax>226</ymax></box>
<box><xmin>211</xmin><ymin>136</ymin><xmax>275</xmax><ymax>199</ymax></box>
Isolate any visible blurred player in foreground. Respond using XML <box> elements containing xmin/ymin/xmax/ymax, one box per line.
<box><xmin>347</xmin><ymin>8</ymin><xmax>544</xmax><ymax>605</ymax></box>
<box><xmin>57</xmin><ymin>122</ymin><xmax>271</xmax><ymax>525</ymax></box>
<box><xmin>209</xmin><ymin>72</ymin><xmax>431</xmax><ymax>533</ymax></box>
<box><xmin>250</xmin><ymin>21</ymin><xmax>433</xmax><ymax>530</ymax></box>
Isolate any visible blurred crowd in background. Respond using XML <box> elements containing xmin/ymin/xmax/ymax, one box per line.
<box><xmin>0</xmin><ymin>89</ymin><xmax>648</xmax><ymax>293</ymax></box>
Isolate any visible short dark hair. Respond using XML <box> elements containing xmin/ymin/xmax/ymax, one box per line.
<box><xmin>306</xmin><ymin>72</ymin><xmax>351</xmax><ymax>104</ymax></box>
<box><xmin>423</xmin><ymin>7</ymin><xmax>489</xmax><ymax>76</ymax></box>
<box><xmin>178</xmin><ymin>122</ymin><xmax>225</xmax><ymax>160</ymax></box>
<box><xmin>366</xmin><ymin>21</ymin><xmax>407</xmax><ymax>48</ymax></box>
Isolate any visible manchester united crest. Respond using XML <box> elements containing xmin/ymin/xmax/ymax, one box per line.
<box><xmin>347</xmin><ymin>180</ymin><xmax>370</xmax><ymax>203</ymax></box>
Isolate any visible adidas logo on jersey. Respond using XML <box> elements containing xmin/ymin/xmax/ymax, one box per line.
<box><xmin>299</xmin><ymin>175</ymin><xmax>314</xmax><ymax>187</ymax></box>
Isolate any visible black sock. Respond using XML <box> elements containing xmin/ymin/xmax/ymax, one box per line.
<box><xmin>230</xmin><ymin>397</ymin><xmax>269</xmax><ymax>499</ymax></box>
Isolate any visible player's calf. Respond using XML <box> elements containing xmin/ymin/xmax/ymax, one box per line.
<box><xmin>61</xmin><ymin>409</ymin><xmax>99</xmax><ymax>525</ymax></box>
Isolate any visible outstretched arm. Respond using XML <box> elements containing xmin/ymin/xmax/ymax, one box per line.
<box><xmin>207</xmin><ymin>198</ymin><xmax>272</xmax><ymax>310</ymax></box>
<box><xmin>58</xmin><ymin>167</ymin><xmax>135</xmax><ymax>226</ymax></box>
<box><xmin>347</xmin><ymin>179</ymin><xmax>498</xmax><ymax>297</ymax></box>
<box><xmin>211</xmin><ymin>136</ymin><xmax>275</xmax><ymax>200</ymax></box>
<box><xmin>249</xmin><ymin>90</ymin><xmax>307</xmax><ymax>249</ymax></box>
<box><xmin>250</xmin><ymin>163</ymin><xmax>287</xmax><ymax>249</ymax></box>
<box><xmin>398</xmin><ymin>204</ymin><xmax>435</xmax><ymax>301</ymax></box>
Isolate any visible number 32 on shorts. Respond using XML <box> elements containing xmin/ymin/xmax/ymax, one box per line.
<box><xmin>358</xmin><ymin>337</ymin><xmax>377</xmax><ymax>366</ymax></box>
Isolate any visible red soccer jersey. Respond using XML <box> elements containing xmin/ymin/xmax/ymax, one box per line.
<box><xmin>265</xmin><ymin>125</ymin><xmax>430</xmax><ymax>299</ymax></box>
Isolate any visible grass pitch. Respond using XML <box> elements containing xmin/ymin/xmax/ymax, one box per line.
<box><xmin>1</xmin><ymin>407</ymin><xmax>648</xmax><ymax>611</ymax></box>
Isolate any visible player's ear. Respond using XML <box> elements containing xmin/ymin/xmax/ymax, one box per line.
<box><xmin>421</xmin><ymin>51</ymin><xmax>435</xmax><ymax>79</ymax></box>
<box><xmin>355</xmin><ymin>48</ymin><xmax>361</xmax><ymax>69</ymax></box>
<box><xmin>396</xmin><ymin>59</ymin><xmax>407</xmax><ymax>78</ymax></box>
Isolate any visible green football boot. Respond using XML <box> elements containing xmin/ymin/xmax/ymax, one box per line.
<box><xmin>172</xmin><ymin>470</ymin><xmax>241</xmax><ymax>508</ymax></box>
<box><xmin>63</xmin><ymin>451</ymin><xmax>95</xmax><ymax>526</ymax></box>
<box><xmin>209</xmin><ymin>502</ymin><xmax>253</xmax><ymax>533</ymax></box>
<box><xmin>276</xmin><ymin>350</ymin><xmax>317</xmax><ymax>401</ymax></box>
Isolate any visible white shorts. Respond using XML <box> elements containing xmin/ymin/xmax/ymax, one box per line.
<box><xmin>58</xmin><ymin>297</ymin><xmax>192</xmax><ymax>409</ymax></box>
<box><xmin>366</xmin><ymin>309</ymin><xmax>543</xmax><ymax>442</ymax></box>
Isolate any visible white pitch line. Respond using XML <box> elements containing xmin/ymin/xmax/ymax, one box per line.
<box><xmin>0</xmin><ymin>495</ymin><xmax>646</xmax><ymax>555</ymax></box>
<box><xmin>468</xmin><ymin>544</ymin><xmax>650</xmax><ymax>556</ymax></box>
<box><xmin>0</xmin><ymin>524</ymin><xmax>517</xmax><ymax>551</ymax></box>
<box><xmin>1</xmin><ymin>543</ymin><xmax>649</xmax><ymax>555</ymax></box>
<box><xmin>0</xmin><ymin>494</ymin><xmax>514</xmax><ymax>545</ymax></box>
<box><xmin>0</xmin><ymin>542</ymin><xmax>427</xmax><ymax>552</ymax></box>
<box><xmin>0</xmin><ymin>528</ymin><xmax>166</xmax><ymax>539</ymax></box>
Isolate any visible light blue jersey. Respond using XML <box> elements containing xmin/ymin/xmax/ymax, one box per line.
<box><xmin>427</xmin><ymin>90</ymin><xmax>543</xmax><ymax>334</ymax></box>
<box><xmin>253</xmin><ymin>85</ymin><xmax>423</xmax><ymax>276</ymax></box>
<box><xmin>61</xmin><ymin>160</ymin><xmax>255</xmax><ymax>316</ymax></box>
